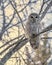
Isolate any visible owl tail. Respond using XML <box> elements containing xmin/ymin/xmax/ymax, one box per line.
<box><xmin>29</xmin><ymin>38</ymin><xmax>39</xmax><ymax>49</ymax></box>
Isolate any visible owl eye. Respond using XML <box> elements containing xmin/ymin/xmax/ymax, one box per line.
<box><xmin>35</xmin><ymin>16</ymin><xmax>37</xmax><ymax>18</ymax></box>
<box><xmin>31</xmin><ymin>16</ymin><xmax>34</xmax><ymax>18</ymax></box>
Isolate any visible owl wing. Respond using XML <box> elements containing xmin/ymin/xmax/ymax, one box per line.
<box><xmin>25</xmin><ymin>21</ymin><xmax>33</xmax><ymax>39</ymax></box>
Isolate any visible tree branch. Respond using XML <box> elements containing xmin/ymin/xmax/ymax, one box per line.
<box><xmin>40</xmin><ymin>1</ymin><xmax>52</xmax><ymax>21</ymax></box>
<box><xmin>0</xmin><ymin>38</ymin><xmax>28</xmax><ymax>65</ymax></box>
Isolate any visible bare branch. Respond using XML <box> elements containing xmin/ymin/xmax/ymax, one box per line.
<box><xmin>5</xmin><ymin>11</ymin><xmax>16</xmax><ymax>28</ymax></box>
<box><xmin>40</xmin><ymin>1</ymin><xmax>52</xmax><ymax>21</ymax></box>
<box><xmin>9</xmin><ymin>0</ymin><xmax>25</xmax><ymax>31</ymax></box>
<box><xmin>35</xmin><ymin>24</ymin><xmax>52</xmax><ymax>37</ymax></box>
<box><xmin>39</xmin><ymin>0</ymin><xmax>45</xmax><ymax>15</ymax></box>
<box><xmin>0</xmin><ymin>35</ymin><xmax>25</xmax><ymax>55</ymax></box>
<box><xmin>0</xmin><ymin>2</ymin><xmax>6</xmax><ymax>40</ymax></box>
<box><xmin>0</xmin><ymin>38</ymin><xmax>28</xmax><ymax>65</ymax></box>
<box><xmin>0</xmin><ymin>34</ymin><xmax>25</xmax><ymax>48</ymax></box>
<box><xmin>41</xmin><ymin>37</ymin><xmax>52</xmax><ymax>39</ymax></box>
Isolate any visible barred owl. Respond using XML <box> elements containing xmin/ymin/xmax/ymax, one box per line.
<box><xmin>25</xmin><ymin>13</ymin><xmax>41</xmax><ymax>49</ymax></box>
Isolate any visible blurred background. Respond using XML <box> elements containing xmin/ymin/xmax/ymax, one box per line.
<box><xmin>0</xmin><ymin>0</ymin><xmax>52</xmax><ymax>65</ymax></box>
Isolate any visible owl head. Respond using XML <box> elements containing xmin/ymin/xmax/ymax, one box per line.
<box><xmin>28</xmin><ymin>13</ymin><xmax>39</xmax><ymax>23</ymax></box>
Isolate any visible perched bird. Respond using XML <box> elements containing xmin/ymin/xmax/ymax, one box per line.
<box><xmin>25</xmin><ymin>13</ymin><xmax>41</xmax><ymax>49</ymax></box>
